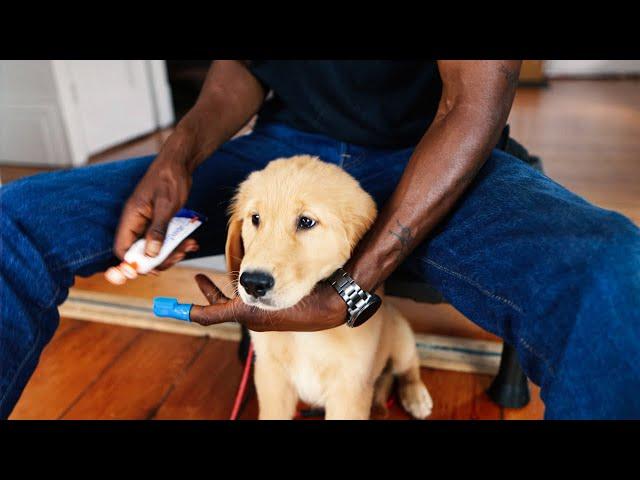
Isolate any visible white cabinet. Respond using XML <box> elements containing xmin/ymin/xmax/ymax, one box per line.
<box><xmin>0</xmin><ymin>60</ymin><xmax>174</xmax><ymax>167</ymax></box>
<box><xmin>545</xmin><ymin>60</ymin><xmax>640</xmax><ymax>77</ymax></box>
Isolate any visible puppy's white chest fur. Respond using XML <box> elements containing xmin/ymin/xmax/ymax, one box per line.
<box><xmin>251</xmin><ymin>319</ymin><xmax>384</xmax><ymax>409</ymax></box>
<box><xmin>289</xmin><ymin>346</ymin><xmax>326</xmax><ymax>406</ymax></box>
<box><xmin>251</xmin><ymin>331</ymin><xmax>333</xmax><ymax>406</ymax></box>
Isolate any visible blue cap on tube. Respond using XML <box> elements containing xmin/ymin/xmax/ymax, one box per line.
<box><xmin>153</xmin><ymin>297</ymin><xmax>193</xmax><ymax>322</ymax></box>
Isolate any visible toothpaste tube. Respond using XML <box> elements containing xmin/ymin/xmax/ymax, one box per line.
<box><xmin>105</xmin><ymin>209</ymin><xmax>206</xmax><ymax>285</ymax></box>
<box><xmin>122</xmin><ymin>208</ymin><xmax>206</xmax><ymax>274</ymax></box>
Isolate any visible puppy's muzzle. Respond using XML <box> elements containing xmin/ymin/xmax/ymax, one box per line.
<box><xmin>240</xmin><ymin>270</ymin><xmax>275</xmax><ymax>298</ymax></box>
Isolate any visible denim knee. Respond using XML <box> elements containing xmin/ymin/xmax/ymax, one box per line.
<box><xmin>567</xmin><ymin>210</ymin><xmax>640</xmax><ymax>358</ymax></box>
<box><xmin>1</xmin><ymin>177</ymin><xmax>29</xmax><ymax>213</ymax></box>
<box><xmin>595</xmin><ymin>211</ymin><xmax>640</xmax><ymax>284</ymax></box>
<box><xmin>0</xmin><ymin>174</ymin><xmax>54</xmax><ymax>233</ymax></box>
<box><xmin>0</xmin><ymin>181</ymin><xmax>66</xmax><ymax>312</ymax></box>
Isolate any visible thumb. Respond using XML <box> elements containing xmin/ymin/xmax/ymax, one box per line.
<box><xmin>195</xmin><ymin>274</ymin><xmax>230</xmax><ymax>305</ymax></box>
<box><xmin>144</xmin><ymin>196</ymin><xmax>176</xmax><ymax>257</ymax></box>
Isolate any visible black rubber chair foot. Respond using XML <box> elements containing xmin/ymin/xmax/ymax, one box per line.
<box><xmin>487</xmin><ymin>379</ymin><xmax>531</xmax><ymax>409</ymax></box>
<box><xmin>487</xmin><ymin>342</ymin><xmax>531</xmax><ymax>409</ymax></box>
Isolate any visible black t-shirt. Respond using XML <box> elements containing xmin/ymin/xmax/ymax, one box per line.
<box><xmin>249</xmin><ymin>60</ymin><xmax>442</xmax><ymax>149</ymax></box>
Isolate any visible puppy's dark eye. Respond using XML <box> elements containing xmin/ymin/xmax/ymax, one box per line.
<box><xmin>251</xmin><ymin>214</ymin><xmax>260</xmax><ymax>226</ymax></box>
<box><xmin>297</xmin><ymin>216</ymin><xmax>316</xmax><ymax>230</ymax></box>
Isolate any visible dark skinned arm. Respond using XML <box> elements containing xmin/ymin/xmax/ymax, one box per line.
<box><xmin>108</xmin><ymin>60</ymin><xmax>265</xmax><ymax>282</ymax></box>
<box><xmin>190</xmin><ymin>60</ymin><xmax>522</xmax><ymax>330</ymax></box>
<box><xmin>345</xmin><ymin>60</ymin><xmax>522</xmax><ymax>292</ymax></box>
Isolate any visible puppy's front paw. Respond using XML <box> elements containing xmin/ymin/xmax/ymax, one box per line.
<box><xmin>400</xmin><ymin>382</ymin><xmax>433</xmax><ymax>419</ymax></box>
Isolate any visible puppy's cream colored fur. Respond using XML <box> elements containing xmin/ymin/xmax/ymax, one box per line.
<box><xmin>226</xmin><ymin>155</ymin><xmax>432</xmax><ymax>420</ymax></box>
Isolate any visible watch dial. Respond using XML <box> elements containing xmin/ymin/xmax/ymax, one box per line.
<box><xmin>349</xmin><ymin>295</ymin><xmax>382</xmax><ymax>328</ymax></box>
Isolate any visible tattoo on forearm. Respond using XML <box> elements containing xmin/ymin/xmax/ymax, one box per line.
<box><xmin>388</xmin><ymin>220</ymin><xmax>414</xmax><ymax>259</ymax></box>
<box><xmin>499</xmin><ymin>64</ymin><xmax>519</xmax><ymax>89</ymax></box>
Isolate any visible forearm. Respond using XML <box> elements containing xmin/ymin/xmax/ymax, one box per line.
<box><xmin>346</xmin><ymin>61</ymin><xmax>521</xmax><ymax>292</ymax></box>
<box><xmin>160</xmin><ymin>60</ymin><xmax>266</xmax><ymax>173</ymax></box>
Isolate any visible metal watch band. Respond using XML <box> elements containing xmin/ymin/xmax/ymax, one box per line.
<box><xmin>327</xmin><ymin>268</ymin><xmax>376</xmax><ymax>328</ymax></box>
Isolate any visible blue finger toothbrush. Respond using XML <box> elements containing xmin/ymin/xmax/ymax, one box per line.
<box><xmin>153</xmin><ymin>297</ymin><xmax>194</xmax><ymax>322</ymax></box>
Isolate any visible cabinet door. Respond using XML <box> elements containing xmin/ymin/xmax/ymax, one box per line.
<box><xmin>64</xmin><ymin>60</ymin><xmax>157</xmax><ymax>155</ymax></box>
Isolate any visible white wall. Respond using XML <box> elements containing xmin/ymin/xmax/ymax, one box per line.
<box><xmin>0</xmin><ymin>60</ymin><xmax>175</xmax><ymax>168</ymax></box>
<box><xmin>545</xmin><ymin>60</ymin><xmax>640</xmax><ymax>77</ymax></box>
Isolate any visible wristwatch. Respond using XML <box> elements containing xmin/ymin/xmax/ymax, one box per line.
<box><xmin>326</xmin><ymin>268</ymin><xmax>382</xmax><ymax>328</ymax></box>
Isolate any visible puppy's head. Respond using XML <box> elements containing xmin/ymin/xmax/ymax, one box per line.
<box><xmin>226</xmin><ymin>155</ymin><xmax>377</xmax><ymax>310</ymax></box>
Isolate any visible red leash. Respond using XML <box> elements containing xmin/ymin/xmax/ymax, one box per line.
<box><xmin>230</xmin><ymin>342</ymin><xmax>397</xmax><ymax>420</ymax></box>
<box><xmin>229</xmin><ymin>343</ymin><xmax>254</xmax><ymax>420</ymax></box>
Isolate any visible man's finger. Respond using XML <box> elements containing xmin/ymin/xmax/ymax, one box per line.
<box><xmin>153</xmin><ymin>250</ymin><xmax>186</xmax><ymax>272</ymax></box>
<box><xmin>154</xmin><ymin>252</ymin><xmax>185</xmax><ymax>272</ymax></box>
<box><xmin>189</xmin><ymin>302</ymin><xmax>238</xmax><ymax>326</ymax></box>
<box><xmin>105</xmin><ymin>266</ymin><xmax>127</xmax><ymax>285</ymax></box>
<box><xmin>113</xmin><ymin>202</ymin><xmax>150</xmax><ymax>260</ymax></box>
<box><xmin>195</xmin><ymin>274</ymin><xmax>229</xmax><ymax>305</ymax></box>
<box><xmin>145</xmin><ymin>196</ymin><xmax>176</xmax><ymax>257</ymax></box>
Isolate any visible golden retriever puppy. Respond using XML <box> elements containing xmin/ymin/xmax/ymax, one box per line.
<box><xmin>225</xmin><ymin>155</ymin><xmax>432</xmax><ymax>420</ymax></box>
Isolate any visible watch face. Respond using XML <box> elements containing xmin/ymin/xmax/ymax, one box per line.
<box><xmin>348</xmin><ymin>294</ymin><xmax>382</xmax><ymax>328</ymax></box>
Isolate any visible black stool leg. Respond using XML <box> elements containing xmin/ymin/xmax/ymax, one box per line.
<box><xmin>238</xmin><ymin>325</ymin><xmax>251</xmax><ymax>362</ymax></box>
<box><xmin>487</xmin><ymin>342</ymin><xmax>530</xmax><ymax>408</ymax></box>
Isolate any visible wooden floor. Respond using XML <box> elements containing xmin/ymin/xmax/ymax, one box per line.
<box><xmin>7</xmin><ymin>79</ymin><xmax>640</xmax><ymax>420</ymax></box>
<box><xmin>9</xmin><ymin>316</ymin><xmax>543</xmax><ymax>420</ymax></box>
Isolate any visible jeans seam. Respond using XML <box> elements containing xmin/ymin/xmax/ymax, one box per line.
<box><xmin>422</xmin><ymin>258</ymin><xmax>524</xmax><ymax>314</ymax></box>
<box><xmin>40</xmin><ymin>284</ymin><xmax>61</xmax><ymax>311</ymax></box>
<box><xmin>49</xmin><ymin>247</ymin><xmax>114</xmax><ymax>273</ymax></box>
<box><xmin>517</xmin><ymin>336</ymin><xmax>556</xmax><ymax>377</ymax></box>
<box><xmin>422</xmin><ymin>257</ymin><xmax>556</xmax><ymax>379</ymax></box>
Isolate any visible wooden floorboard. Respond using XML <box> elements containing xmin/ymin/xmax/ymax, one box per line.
<box><xmin>52</xmin><ymin>317</ymin><xmax>85</xmax><ymax>337</ymax></box>
<box><xmin>418</xmin><ymin>369</ymin><xmax>501</xmax><ymax>420</ymax></box>
<box><xmin>502</xmin><ymin>383</ymin><xmax>545</xmax><ymax>420</ymax></box>
<box><xmin>9</xmin><ymin>320</ymin><xmax>141</xmax><ymax>419</ymax></box>
<box><xmin>60</xmin><ymin>329</ymin><xmax>206</xmax><ymax>420</ymax></box>
<box><xmin>232</xmin><ymin>367</ymin><xmax>507</xmax><ymax>420</ymax></box>
<box><xmin>152</xmin><ymin>339</ymin><xmax>243</xmax><ymax>420</ymax></box>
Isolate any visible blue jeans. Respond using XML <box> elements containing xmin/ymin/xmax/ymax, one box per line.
<box><xmin>1</xmin><ymin>122</ymin><xmax>639</xmax><ymax>419</ymax></box>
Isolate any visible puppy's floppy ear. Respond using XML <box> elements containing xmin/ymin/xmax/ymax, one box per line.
<box><xmin>225</xmin><ymin>216</ymin><xmax>244</xmax><ymax>278</ymax></box>
<box><xmin>225</xmin><ymin>180</ymin><xmax>251</xmax><ymax>282</ymax></box>
<box><xmin>341</xmin><ymin>193</ymin><xmax>378</xmax><ymax>251</ymax></box>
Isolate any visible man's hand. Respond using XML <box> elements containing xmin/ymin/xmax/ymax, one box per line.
<box><xmin>113</xmin><ymin>144</ymin><xmax>198</xmax><ymax>271</ymax></box>
<box><xmin>190</xmin><ymin>274</ymin><xmax>348</xmax><ymax>332</ymax></box>
<box><xmin>107</xmin><ymin>60</ymin><xmax>266</xmax><ymax>283</ymax></box>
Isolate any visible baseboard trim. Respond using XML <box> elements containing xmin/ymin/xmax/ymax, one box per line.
<box><xmin>60</xmin><ymin>288</ymin><xmax>501</xmax><ymax>375</ymax></box>
<box><xmin>60</xmin><ymin>289</ymin><xmax>240</xmax><ymax>341</ymax></box>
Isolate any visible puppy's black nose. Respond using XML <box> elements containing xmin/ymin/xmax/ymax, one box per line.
<box><xmin>240</xmin><ymin>271</ymin><xmax>275</xmax><ymax>298</ymax></box>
